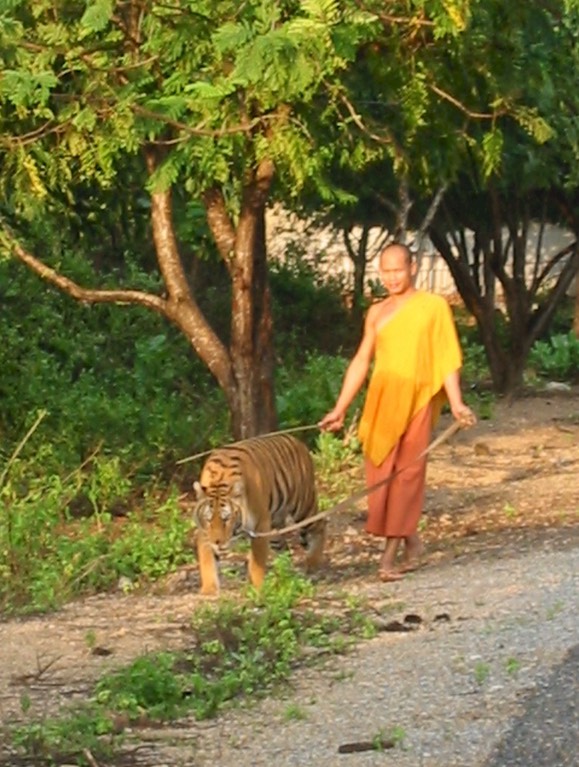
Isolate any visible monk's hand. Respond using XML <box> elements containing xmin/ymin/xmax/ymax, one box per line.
<box><xmin>452</xmin><ymin>403</ymin><xmax>477</xmax><ymax>428</ymax></box>
<box><xmin>318</xmin><ymin>408</ymin><xmax>346</xmax><ymax>432</ymax></box>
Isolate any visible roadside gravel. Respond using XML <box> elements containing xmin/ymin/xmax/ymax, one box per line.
<box><xmin>182</xmin><ymin>532</ymin><xmax>578</xmax><ymax>767</ymax></box>
<box><xmin>0</xmin><ymin>530</ymin><xmax>577</xmax><ymax>766</ymax></box>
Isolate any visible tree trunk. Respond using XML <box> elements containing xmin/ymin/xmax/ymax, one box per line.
<box><xmin>430</xmin><ymin>191</ymin><xmax>579</xmax><ymax>398</ymax></box>
<box><xmin>8</xmin><ymin>149</ymin><xmax>281</xmax><ymax>443</ymax></box>
<box><xmin>429</xmin><ymin>224</ymin><xmax>529</xmax><ymax>396</ymax></box>
<box><xmin>205</xmin><ymin>158</ymin><xmax>278</xmax><ymax>439</ymax></box>
<box><xmin>343</xmin><ymin>224</ymin><xmax>370</xmax><ymax>330</ymax></box>
<box><xmin>574</xmin><ymin>271</ymin><xmax>579</xmax><ymax>339</ymax></box>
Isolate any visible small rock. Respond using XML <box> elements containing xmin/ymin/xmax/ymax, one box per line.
<box><xmin>544</xmin><ymin>381</ymin><xmax>571</xmax><ymax>392</ymax></box>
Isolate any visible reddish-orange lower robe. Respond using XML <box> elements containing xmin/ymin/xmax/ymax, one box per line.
<box><xmin>365</xmin><ymin>402</ymin><xmax>432</xmax><ymax>537</ymax></box>
<box><xmin>358</xmin><ymin>291</ymin><xmax>463</xmax><ymax>538</ymax></box>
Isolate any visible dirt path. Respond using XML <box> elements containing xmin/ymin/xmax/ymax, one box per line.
<box><xmin>1</xmin><ymin>389</ymin><xmax>578</xmax><ymax>765</ymax></box>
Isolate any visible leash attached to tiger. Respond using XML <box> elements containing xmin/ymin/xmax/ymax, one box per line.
<box><xmin>192</xmin><ymin>433</ymin><xmax>326</xmax><ymax>596</ymax></box>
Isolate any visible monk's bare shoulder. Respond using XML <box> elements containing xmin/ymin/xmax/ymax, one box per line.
<box><xmin>366</xmin><ymin>297</ymin><xmax>392</xmax><ymax>329</ymax></box>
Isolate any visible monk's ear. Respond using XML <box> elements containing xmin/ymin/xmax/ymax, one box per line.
<box><xmin>410</xmin><ymin>258</ymin><xmax>418</xmax><ymax>278</ymax></box>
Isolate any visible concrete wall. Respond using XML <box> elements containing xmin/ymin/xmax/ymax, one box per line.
<box><xmin>266</xmin><ymin>206</ymin><xmax>577</xmax><ymax>299</ymax></box>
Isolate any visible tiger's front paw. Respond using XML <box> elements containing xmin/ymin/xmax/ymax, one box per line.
<box><xmin>199</xmin><ymin>582</ymin><xmax>220</xmax><ymax>597</ymax></box>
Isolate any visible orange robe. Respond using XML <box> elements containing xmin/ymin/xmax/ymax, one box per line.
<box><xmin>358</xmin><ymin>291</ymin><xmax>462</xmax><ymax>538</ymax></box>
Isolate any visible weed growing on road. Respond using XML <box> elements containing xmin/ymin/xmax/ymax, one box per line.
<box><xmin>503</xmin><ymin>502</ymin><xmax>518</xmax><ymax>519</ymax></box>
<box><xmin>474</xmin><ymin>661</ymin><xmax>491</xmax><ymax>685</ymax></box>
<box><xmin>505</xmin><ymin>657</ymin><xmax>521</xmax><ymax>675</ymax></box>
<box><xmin>546</xmin><ymin>600</ymin><xmax>565</xmax><ymax>620</ymax></box>
<box><xmin>283</xmin><ymin>703</ymin><xmax>308</xmax><ymax>722</ymax></box>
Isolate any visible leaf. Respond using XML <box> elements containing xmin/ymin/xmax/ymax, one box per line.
<box><xmin>80</xmin><ymin>0</ymin><xmax>114</xmax><ymax>35</ymax></box>
<box><xmin>184</xmin><ymin>81</ymin><xmax>236</xmax><ymax>104</ymax></box>
<box><xmin>301</xmin><ymin>0</ymin><xmax>339</xmax><ymax>24</ymax></box>
<box><xmin>481</xmin><ymin>128</ymin><xmax>504</xmax><ymax>178</ymax></box>
<box><xmin>0</xmin><ymin>69</ymin><xmax>57</xmax><ymax>107</ymax></box>
<box><xmin>212</xmin><ymin>21</ymin><xmax>253</xmax><ymax>53</ymax></box>
<box><xmin>512</xmin><ymin>107</ymin><xmax>554</xmax><ymax>144</ymax></box>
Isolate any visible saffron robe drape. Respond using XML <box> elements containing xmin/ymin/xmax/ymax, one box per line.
<box><xmin>359</xmin><ymin>291</ymin><xmax>463</xmax><ymax>538</ymax></box>
<box><xmin>358</xmin><ymin>291</ymin><xmax>463</xmax><ymax>467</ymax></box>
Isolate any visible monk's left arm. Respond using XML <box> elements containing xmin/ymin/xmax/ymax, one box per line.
<box><xmin>443</xmin><ymin>370</ymin><xmax>476</xmax><ymax>426</ymax></box>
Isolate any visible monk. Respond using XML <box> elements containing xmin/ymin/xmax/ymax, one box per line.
<box><xmin>319</xmin><ymin>242</ymin><xmax>475</xmax><ymax>581</ymax></box>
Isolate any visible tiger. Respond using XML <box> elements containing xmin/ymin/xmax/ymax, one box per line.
<box><xmin>192</xmin><ymin>433</ymin><xmax>326</xmax><ymax>596</ymax></box>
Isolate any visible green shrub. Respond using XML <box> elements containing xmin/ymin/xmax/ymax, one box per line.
<box><xmin>0</xmin><ymin>463</ymin><xmax>194</xmax><ymax>614</ymax></box>
<box><xmin>459</xmin><ymin>335</ymin><xmax>490</xmax><ymax>385</ymax></box>
<box><xmin>270</xmin><ymin>253</ymin><xmax>358</xmax><ymax>359</ymax></box>
<box><xmin>0</xmin><ymin>259</ymin><xmax>228</xmax><ymax>475</ymax></box>
<box><xmin>275</xmin><ymin>352</ymin><xmax>363</xmax><ymax>447</ymax></box>
<box><xmin>528</xmin><ymin>332</ymin><xmax>579</xmax><ymax>381</ymax></box>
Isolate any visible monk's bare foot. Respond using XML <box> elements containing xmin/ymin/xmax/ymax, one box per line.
<box><xmin>400</xmin><ymin>535</ymin><xmax>424</xmax><ymax>573</ymax></box>
<box><xmin>378</xmin><ymin>568</ymin><xmax>404</xmax><ymax>582</ymax></box>
<box><xmin>378</xmin><ymin>546</ymin><xmax>404</xmax><ymax>581</ymax></box>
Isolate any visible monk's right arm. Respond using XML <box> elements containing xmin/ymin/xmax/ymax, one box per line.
<box><xmin>318</xmin><ymin>312</ymin><xmax>376</xmax><ymax>431</ymax></box>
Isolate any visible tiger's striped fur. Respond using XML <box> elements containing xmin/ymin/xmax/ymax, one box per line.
<box><xmin>192</xmin><ymin>434</ymin><xmax>326</xmax><ymax>596</ymax></box>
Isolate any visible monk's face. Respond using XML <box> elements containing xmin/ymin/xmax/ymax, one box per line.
<box><xmin>379</xmin><ymin>246</ymin><xmax>416</xmax><ymax>296</ymax></box>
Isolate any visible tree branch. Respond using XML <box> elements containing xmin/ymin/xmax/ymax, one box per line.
<box><xmin>2</xmin><ymin>227</ymin><xmax>166</xmax><ymax>313</ymax></box>
<box><xmin>531</xmin><ymin>242</ymin><xmax>577</xmax><ymax>295</ymax></box>
<box><xmin>203</xmin><ymin>187</ymin><xmax>236</xmax><ymax>264</ymax></box>
<box><xmin>132</xmin><ymin>105</ymin><xmax>259</xmax><ymax>138</ymax></box>
<box><xmin>339</xmin><ymin>93</ymin><xmax>396</xmax><ymax>148</ymax></box>
<box><xmin>428</xmin><ymin>83</ymin><xmax>498</xmax><ymax>120</ymax></box>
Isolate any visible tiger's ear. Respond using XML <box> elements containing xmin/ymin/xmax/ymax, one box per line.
<box><xmin>193</xmin><ymin>481</ymin><xmax>206</xmax><ymax>500</ymax></box>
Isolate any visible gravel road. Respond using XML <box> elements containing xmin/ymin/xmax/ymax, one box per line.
<box><xmin>185</xmin><ymin>532</ymin><xmax>578</xmax><ymax>767</ymax></box>
<box><xmin>1</xmin><ymin>530</ymin><xmax>577</xmax><ymax>767</ymax></box>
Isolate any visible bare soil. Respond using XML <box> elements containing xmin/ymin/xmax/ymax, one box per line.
<box><xmin>0</xmin><ymin>388</ymin><xmax>578</xmax><ymax>765</ymax></box>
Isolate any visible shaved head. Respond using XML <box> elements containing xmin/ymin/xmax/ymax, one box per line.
<box><xmin>379</xmin><ymin>243</ymin><xmax>412</xmax><ymax>267</ymax></box>
<box><xmin>379</xmin><ymin>242</ymin><xmax>416</xmax><ymax>296</ymax></box>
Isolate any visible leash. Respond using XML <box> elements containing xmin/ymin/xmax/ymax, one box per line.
<box><xmin>243</xmin><ymin>419</ymin><xmax>466</xmax><ymax>540</ymax></box>
<box><xmin>175</xmin><ymin>423</ymin><xmax>321</xmax><ymax>465</ymax></box>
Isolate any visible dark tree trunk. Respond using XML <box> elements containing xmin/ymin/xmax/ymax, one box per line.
<box><xmin>429</xmin><ymin>188</ymin><xmax>579</xmax><ymax>397</ymax></box>
<box><xmin>204</xmin><ymin>158</ymin><xmax>277</xmax><ymax>439</ymax></box>
<box><xmin>343</xmin><ymin>224</ymin><xmax>371</xmax><ymax>330</ymax></box>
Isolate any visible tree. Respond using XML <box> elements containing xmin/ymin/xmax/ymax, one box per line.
<box><xmin>429</xmin><ymin>184</ymin><xmax>578</xmax><ymax>393</ymax></box>
<box><xmin>425</xmin><ymin>0</ymin><xmax>579</xmax><ymax>392</ymax></box>
<box><xmin>308</xmin><ymin>0</ymin><xmax>579</xmax><ymax>392</ymax></box>
<box><xmin>0</xmin><ymin>0</ymin><xmax>379</xmax><ymax>438</ymax></box>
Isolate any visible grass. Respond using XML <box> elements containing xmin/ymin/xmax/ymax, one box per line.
<box><xmin>8</xmin><ymin>554</ymin><xmax>379</xmax><ymax>765</ymax></box>
<box><xmin>505</xmin><ymin>657</ymin><xmax>521</xmax><ymax>675</ymax></box>
<box><xmin>283</xmin><ymin>703</ymin><xmax>309</xmax><ymax>722</ymax></box>
<box><xmin>474</xmin><ymin>661</ymin><xmax>491</xmax><ymax>685</ymax></box>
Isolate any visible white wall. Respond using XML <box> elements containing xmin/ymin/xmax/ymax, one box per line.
<box><xmin>266</xmin><ymin>206</ymin><xmax>577</xmax><ymax>299</ymax></box>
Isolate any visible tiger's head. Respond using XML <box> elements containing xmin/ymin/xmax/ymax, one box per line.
<box><xmin>192</xmin><ymin>479</ymin><xmax>244</xmax><ymax>553</ymax></box>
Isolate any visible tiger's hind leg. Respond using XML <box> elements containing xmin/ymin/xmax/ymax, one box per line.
<box><xmin>303</xmin><ymin>519</ymin><xmax>327</xmax><ymax>571</ymax></box>
<box><xmin>197</xmin><ymin>532</ymin><xmax>220</xmax><ymax>596</ymax></box>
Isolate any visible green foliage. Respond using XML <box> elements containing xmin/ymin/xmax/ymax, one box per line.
<box><xmin>11</xmin><ymin>554</ymin><xmax>375</xmax><ymax>763</ymax></box>
<box><xmin>0</xmin><ymin>0</ymin><xmax>378</xmax><ymax>212</ymax></box>
<box><xmin>276</xmin><ymin>354</ymin><xmax>353</xmax><ymax>438</ymax></box>
<box><xmin>94</xmin><ymin>652</ymin><xmax>184</xmax><ymax>720</ymax></box>
<box><xmin>0</xmin><ymin>257</ymin><xmax>228</xmax><ymax>474</ymax></box>
<box><xmin>505</xmin><ymin>657</ymin><xmax>521</xmax><ymax>675</ymax></box>
<box><xmin>0</xmin><ymin>459</ymin><xmax>194</xmax><ymax>614</ymax></box>
<box><xmin>473</xmin><ymin>660</ymin><xmax>491</xmax><ymax>685</ymax></box>
<box><xmin>12</xmin><ymin>707</ymin><xmax>118</xmax><ymax>767</ymax></box>
<box><xmin>528</xmin><ymin>333</ymin><xmax>579</xmax><ymax>381</ymax></box>
<box><xmin>270</xmin><ymin>253</ymin><xmax>356</xmax><ymax>358</ymax></box>
<box><xmin>459</xmin><ymin>334</ymin><xmax>491</xmax><ymax>385</ymax></box>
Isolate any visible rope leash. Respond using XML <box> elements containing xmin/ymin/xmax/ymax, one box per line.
<box><xmin>175</xmin><ymin>423</ymin><xmax>320</xmax><ymax>465</ymax></box>
<box><xmin>242</xmin><ymin>419</ymin><xmax>465</xmax><ymax>541</ymax></box>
